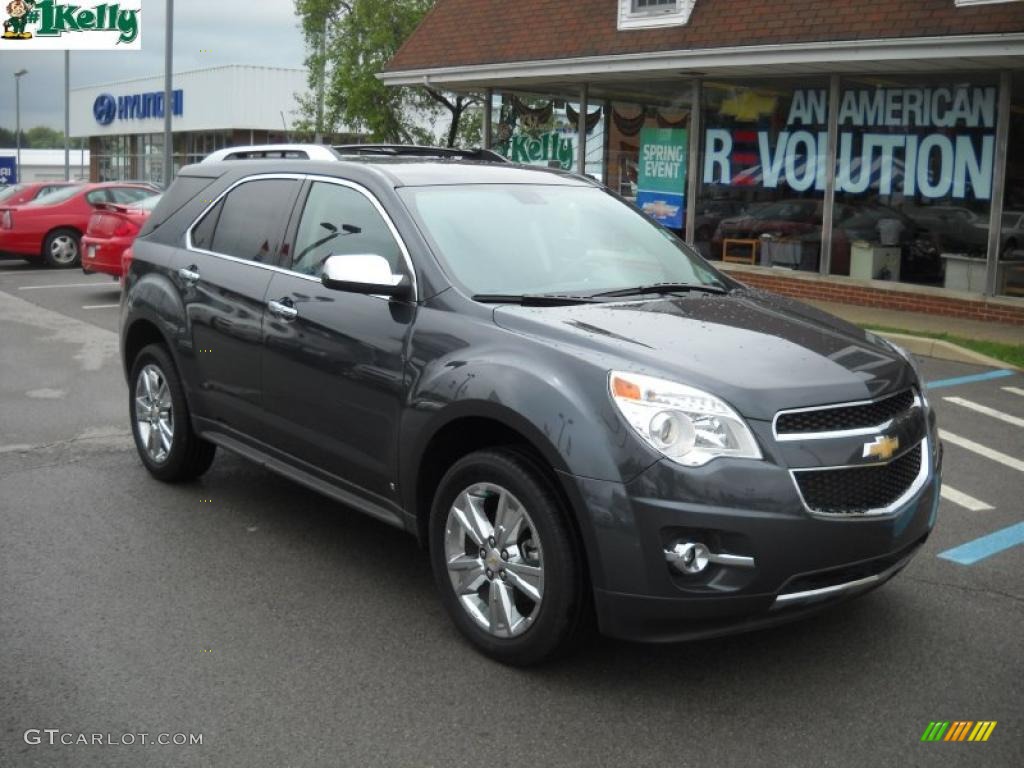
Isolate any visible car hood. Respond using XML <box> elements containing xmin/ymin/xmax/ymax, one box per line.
<box><xmin>492</xmin><ymin>289</ymin><xmax>915</xmax><ymax>421</ymax></box>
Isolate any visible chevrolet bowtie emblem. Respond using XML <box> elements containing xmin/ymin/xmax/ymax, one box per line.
<box><xmin>863</xmin><ymin>435</ymin><xmax>900</xmax><ymax>461</ymax></box>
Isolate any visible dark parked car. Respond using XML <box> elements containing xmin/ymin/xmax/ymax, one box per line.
<box><xmin>120</xmin><ymin>158</ymin><xmax>941</xmax><ymax>665</ymax></box>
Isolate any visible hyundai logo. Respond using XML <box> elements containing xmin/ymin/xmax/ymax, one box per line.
<box><xmin>93</xmin><ymin>93</ymin><xmax>117</xmax><ymax>126</ymax></box>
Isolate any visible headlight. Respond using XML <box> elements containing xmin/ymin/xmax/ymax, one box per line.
<box><xmin>609</xmin><ymin>371</ymin><xmax>762</xmax><ymax>467</ymax></box>
<box><xmin>877</xmin><ymin>336</ymin><xmax>929</xmax><ymax>408</ymax></box>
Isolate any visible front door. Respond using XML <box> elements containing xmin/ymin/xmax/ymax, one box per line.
<box><xmin>261</xmin><ymin>179</ymin><xmax>415</xmax><ymax>503</ymax></box>
<box><xmin>174</xmin><ymin>176</ymin><xmax>301</xmax><ymax>441</ymax></box>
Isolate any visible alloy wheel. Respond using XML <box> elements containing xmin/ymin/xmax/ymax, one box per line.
<box><xmin>134</xmin><ymin>363</ymin><xmax>174</xmax><ymax>464</ymax></box>
<box><xmin>444</xmin><ymin>482</ymin><xmax>545</xmax><ymax>638</ymax></box>
<box><xmin>49</xmin><ymin>234</ymin><xmax>78</xmax><ymax>265</ymax></box>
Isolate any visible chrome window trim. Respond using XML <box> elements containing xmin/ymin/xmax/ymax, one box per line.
<box><xmin>184</xmin><ymin>172</ymin><xmax>419</xmax><ymax>301</ymax></box>
<box><xmin>788</xmin><ymin>435</ymin><xmax>931</xmax><ymax>519</ymax></box>
<box><xmin>772</xmin><ymin>389</ymin><xmax>919</xmax><ymax>442</ymax></box>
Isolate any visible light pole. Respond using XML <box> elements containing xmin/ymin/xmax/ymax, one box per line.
<box><xmin>14</xmin><ymin>68</ymin><xmax>27</xmax><ymax>181</ymax></box>
<box><xmin>162</xmin><ymin>0</ymin><xmax>174</xmax><ymax>186</ymax></box>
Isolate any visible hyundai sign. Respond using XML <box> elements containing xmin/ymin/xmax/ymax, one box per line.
<box><xmin>0</xmin><ymin>156</ymin><xmax>16</xmax><ymax>185</ymax></box>
<box><xmin>93</xmin><ymin>89</ymin><xmax>184</xmax><ymax>125</ymax></box>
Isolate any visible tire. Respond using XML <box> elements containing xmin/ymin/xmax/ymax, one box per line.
<box><xmin>42</xmin><ymin>228</ymin><xmax>81</xmax><ymax>268</ymax></box>
<box><xmin>429</xmin><ymin>448</ymin><xmax>586</xmax><ymax>665</ymax></box>
<box><xmin>129</xmin><ymin>343</ymin><xmax>216</xmax><ymax>482</ymax></box>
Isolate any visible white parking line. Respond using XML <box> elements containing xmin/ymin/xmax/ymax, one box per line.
<box><xmin>944</xmin><ymin>397</ymin><xmax>1024</xmax><ymax>428</ymax></box>
<box><xmin>1003</xmin><ymin>387</ymin><xmax>1024</xmax><ymax>398</ymax></box>
<box><xmin>18</xmin><ymin>282</ymin><xmax>107</xmax><ymax>291</ymax></box>
<box><xmin>0</xmin><ymin>268</ymin><xmax>52</xmax><ymax>275</ymax></box>
<box><xmin>82</xmin><ymin>303</ymin><xmax>120</xmax><ymax>310</ymax></box>
<box><xmin>940</xmin><ymin>430</ymin><xmax>1024</xmax><ymax>473</ymax></box>
<box><xmin>940</xmin><ymin>485</ymin><xmax>994</xmax><ymax>511</ymax></box>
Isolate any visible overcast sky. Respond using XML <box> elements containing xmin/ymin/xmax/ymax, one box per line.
<box><xmin>0</xmin><ymin>0</ymin><xmax>308</xmax><ymax>131</ymax></box>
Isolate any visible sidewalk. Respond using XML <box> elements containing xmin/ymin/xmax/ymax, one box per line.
<box><xmin>806</xmin><ymin>301</ymin><xmax>1023</xmax><ymax>346</ymax></box>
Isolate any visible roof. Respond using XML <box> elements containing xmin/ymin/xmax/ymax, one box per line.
<box><xmin>385</xmin><ymin>0</ymin><xmax>1024</xmax><ymax>75</ymax></box>
<box><xmin>0</xmin><ymin>149</ymin><xmax>91</xmax><ymax>165</ymax></box>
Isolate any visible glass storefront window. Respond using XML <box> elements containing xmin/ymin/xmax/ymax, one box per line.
<box><xmin>605</xmin><ymin>92</ymin><xmax>691</xmax><ymax>236</ymax></box>
<box><xmin>833</xmin><ymin>75</ymin><xmax>997</xmax><ymax>290</ymax></box>
<box><xmin>490</xmin><ymin>93</ymin><xmax>603</xmax><ymax>177</ymax></box>
<box><xmin>999</xmin><ymin>74</ymin><xmax>1024</xmax><ymax>298</ymax></box>
<box><xmin>696</xmin><ymin>78</ymin><xmax>828</xmax><ymax>270</ymax></box>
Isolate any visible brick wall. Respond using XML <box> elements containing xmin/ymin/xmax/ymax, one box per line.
<box><xmin>722</xmin><ymin>266</ymin><xmax>1024</xmax><ymax>326</ymax></box>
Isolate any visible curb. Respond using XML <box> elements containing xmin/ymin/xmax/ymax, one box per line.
<box><xmin>877</xmin><ymin>331</ymin><xmax>1020</xmax><ymax>371</ymax></box>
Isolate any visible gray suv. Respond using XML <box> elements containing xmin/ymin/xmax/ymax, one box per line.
<box><xmin>120</xmin><ymin>157</ymin><xmax>941</xmax><ymax>665</ymax></box>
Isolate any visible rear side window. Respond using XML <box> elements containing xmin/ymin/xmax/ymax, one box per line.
<box><xmin>110</xmin><ymin>187</ymin><xmax>154</xmax><ymax>204</ymax></box>
<box><xmin>200</xmin><ymin>179</ymin><xmax>299</xmax><ymax>264</ymax></box>
<box><xmin>86</xmin><ymin>190</ymin><xmax>110</xmax><ymax>205</ymax></box>
<box><xmin>290</xmin><ymin>181</ymin><xmax>404</xmax><ymax>276</ymax></box>
<box><xmin>139</xmin><ymin>174</ymin><xmax>218</xmax><ymax>237</ymax></box>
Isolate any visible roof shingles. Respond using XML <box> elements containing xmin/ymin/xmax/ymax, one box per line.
<box><xmin>386</xmin><ymin>0</ymin><xmax>1024</xmax><ymax>72</ymax></box>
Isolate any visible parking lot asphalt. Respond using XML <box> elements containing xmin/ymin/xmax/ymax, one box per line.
<box><xmin>1</xmin><ymin>257</ymin><xmax>1021</xmax><ymax>768</ymax></box>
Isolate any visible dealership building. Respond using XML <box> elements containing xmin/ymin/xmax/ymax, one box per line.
<box><xmin>382</xmin><ymin>0</ymin><xmax>1024</xmax><ymax>322</ymax></box>
<box><xmin>69</xmin><ymin>65</ymin><xmax>351</xmax><ymax>186</ymax></box>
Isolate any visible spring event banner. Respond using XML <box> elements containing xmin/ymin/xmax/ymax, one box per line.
<box><xmin>636</xmin><ymin>127</ymin><xmax>688</xmax><ymax>230</ymax></box>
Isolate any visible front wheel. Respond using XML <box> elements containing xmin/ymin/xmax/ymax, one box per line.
<box><xmin>429</xmin><ymin>448</ymin><xmax>587</xmax><ymax>665</ymax></box>
<box><xmin>42</xmin><ymin>228</ymin><xmax>81</xmax><ymax>268</ymax></box>
<box><xmin>129</xmin><ymin>344</ymin><xmax>216</xmax><ymax>482</ymax></box>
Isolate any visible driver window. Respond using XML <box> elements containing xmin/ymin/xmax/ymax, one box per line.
<box><xmin>290</xmin><ymin>181</ymin><xmax>403</xmax><ymax>277</ymax></box>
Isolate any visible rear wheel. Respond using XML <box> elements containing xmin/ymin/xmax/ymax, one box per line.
<box><xmin>429</xmin><ymin>448</ymin><xmax>586</xmax><ymax>665</ymax></box>
<box><xmin>129</xmin><ymin>344</ymin><xmax>216</xmax><ymax>482</ymax></box>
<box><xmin>42</xmin><ymin>228</ymin><xmax>80</xmax><ymax>268</ymax></box>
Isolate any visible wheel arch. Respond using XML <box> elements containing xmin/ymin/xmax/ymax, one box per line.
<box><xmin>405</xmin><ymin>404</ymin><xmax>601</xmax><ymax>590</ymax></box>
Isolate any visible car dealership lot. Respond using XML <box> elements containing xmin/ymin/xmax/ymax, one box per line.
<box><xmin>0</xmin><ymin>259</ymin><xmax>1020</xmax><ymax>768</ymax></box>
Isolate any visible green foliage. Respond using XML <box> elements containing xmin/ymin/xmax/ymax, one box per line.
<box><xmin>294</xmin><ymin>0</ymin><xmax>481</xmax><ymax>146</ymax></box>
<box><xmin>0</xmin><ymin>126</ymin><xmax>72</xmax><ymax>149</ymax></box>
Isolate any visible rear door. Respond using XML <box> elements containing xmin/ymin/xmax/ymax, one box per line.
<box><xmin>260</xmin><ymin>177</ymin><xmax>416</xmax><ymax>504</ymax></box>
<box><xmin>173</xmin><ymin>175</ymin><xmax>302</xmax><ymax>442</ymax></box>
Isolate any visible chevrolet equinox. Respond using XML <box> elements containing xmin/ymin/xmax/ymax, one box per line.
<box><xmin>120</xmin><ymin>156</ymin><xmax>941</xmax><ymax>665</ymax></box>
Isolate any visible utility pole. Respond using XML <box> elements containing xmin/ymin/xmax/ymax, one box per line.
<box><xmin>314</xmin><ymin>12</ymin><xmax>327</xmax><ymax>144</ymax></box>
<box><xmin>14</xmin><ymin>69</ymin><xmax>27</xmax><ymax>180</ymax></box>
<box><xmin>64</xmin><ymin>52</ymin><xmax>70</xmax><ymax>181</ymax></box>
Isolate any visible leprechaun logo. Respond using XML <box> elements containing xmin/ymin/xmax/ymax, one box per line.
<box><xmin>2</xmin><ymin>1</ymin><xmax>140</xmax><ymax>44</ymax></box>
<box><xmin>2</xmin><ymin>0</ymin><xmax>36</xmax><ymax>39</ymax></box>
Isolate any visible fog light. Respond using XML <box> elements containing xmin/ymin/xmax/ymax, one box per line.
<box><xmin>665</xmin><ymin>541</ymin><xmax>756</xmax><ymax>574</ymax></box>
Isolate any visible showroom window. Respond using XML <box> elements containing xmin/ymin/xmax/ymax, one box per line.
<box><xmin>832</xmin><ymin>75</ymin><xmax>997</xmax><ymax>290</ymax></box>
<box><xmin>490</xmin><ymin>92</ymin><xmax>603</xmax><ymax>177</ymax></box>
<box><xmin>696</xmin><ymin>78</ymin><xmax>829</xmax><ymax>270</ymax></box>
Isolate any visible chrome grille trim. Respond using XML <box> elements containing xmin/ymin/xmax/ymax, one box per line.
<box><xmin>772</xmin><ymin>389</ymin><xmax>920</xmax><ymax>441</ymax></box>
<box><xmin>789</xmin><ymin>435</ymin><xmax>931</xmax><ymax>519</ymax></box>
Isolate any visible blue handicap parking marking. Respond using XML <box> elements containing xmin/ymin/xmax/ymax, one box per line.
<box><xmin>938</xmin><ymin>522</ymin><xmax>1024</xmax><ymax>566</ymax></box>
<box><xmin>926</xmin><ymin>370</ymin><xmax>1015</xmax><ymax>391</ymax></box>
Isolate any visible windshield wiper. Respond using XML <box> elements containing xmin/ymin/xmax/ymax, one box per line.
<box><xmin>472</xmin><ymin>293</ymin><xmax>600</xmax><ymax>306</ymax></box>
<box><xmin>589</xmin><ymin>282</ymin><xmax>729</xmax><ymax>298</ymax></box>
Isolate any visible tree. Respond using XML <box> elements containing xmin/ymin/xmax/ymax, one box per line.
<box><xmin>294</xmin><ymin>0</ymin><xmax>482</xmax><ymax>147</ymax></box>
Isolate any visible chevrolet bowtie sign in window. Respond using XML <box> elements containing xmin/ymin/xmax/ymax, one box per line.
<box><xmin>0</xmin><ymin>0</ymin><xmax>141</xmax><ymax>49</ymax></box>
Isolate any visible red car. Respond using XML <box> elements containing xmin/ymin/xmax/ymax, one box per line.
<box><xmin>81</xmin><ymin>194</ymin><xmax>162</xmax><ymax>279</ymax></box>
<box><xmin>0</xmin><ymin>181</ymin><xmax>81</xmax><ymax>207</ymax></box>
<box><xmin>0</xmin><ymin>182</ymin><xmax>158</xmax><ymax>268</ymax></box>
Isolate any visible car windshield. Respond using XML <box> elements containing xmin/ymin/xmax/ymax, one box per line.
<box><xmin>29</xmin><ymin>185</ymin><xmax>82</xmax><ymax>206</ymax></box>
<box><xmin>398</xmin><ymin>184</ymin><xmax>726</xmax><ymax>296</ymax></box>
<box><xmin>0</xmin><ymin>184</ymin><xmax>24</xmax><ymax>202</ymax></box>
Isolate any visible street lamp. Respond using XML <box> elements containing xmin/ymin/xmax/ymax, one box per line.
<box><xmin>14</xmin><ymin>68</ymin><xmax>27</xmax><ymax>180</ymax></box>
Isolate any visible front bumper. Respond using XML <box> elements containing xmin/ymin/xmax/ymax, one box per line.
<box><xmin>562</xmin><ymin>438</ymin><xmax>941</xmax><ymax>643</ymax></box>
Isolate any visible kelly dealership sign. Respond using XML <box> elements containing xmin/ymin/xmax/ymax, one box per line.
<box><xmin>0</xmin><ymin>0</ymin><xmax>141</xmax><ymax>49</ymax></box>
<box><xmin>704</xmin><ymin>86</ymin><xmax>996</xmax><ymax>200</ymax></box>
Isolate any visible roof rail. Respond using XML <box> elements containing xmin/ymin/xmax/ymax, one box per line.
<box><xmin>331</xmin><ymin>144</ymin><xmax>508</xmax><ymax>163</ymax></box>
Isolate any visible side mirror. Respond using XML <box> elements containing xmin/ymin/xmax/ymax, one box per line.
<box><xmin>321</xmin><ymin>254</ymin><xmax>411</xmax><ymax>299</ymax></box>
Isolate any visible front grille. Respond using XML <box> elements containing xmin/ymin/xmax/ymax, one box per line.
<box><xmin>794</xmin><ymin>444</ymin><xmax>923</xmax><ymax>515</ymax></box>
<box><xmin>776</xmin><ymin>389</ymin><xmax>915</xmax><ymax>435</ymax></box>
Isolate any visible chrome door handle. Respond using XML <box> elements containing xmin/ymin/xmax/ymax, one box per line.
<box><xmin>178</xmin><ymin>266</ymin><xmax>200</xmax><ymax>283</ymax></box>
<box><xmin>267</xmin><ymin>299</ymin><xmax>298</xmax><ymax>320</ymax></box>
